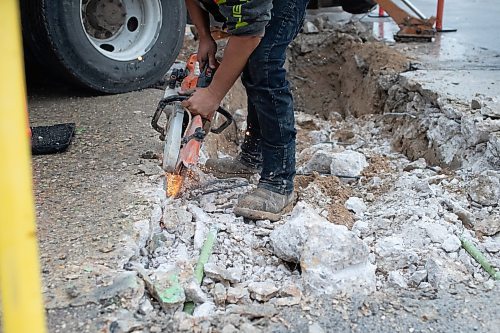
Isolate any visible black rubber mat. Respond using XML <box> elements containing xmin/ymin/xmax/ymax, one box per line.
<box><xmin>31</xmin><ymin>123</ymin><xmax>75</xmax><ymax>155</ymax></box>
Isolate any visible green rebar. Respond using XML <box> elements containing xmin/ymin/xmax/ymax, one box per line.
<box><xmin>183</xmin><ymin>227</ymin><xmax>218</xmax><ymax>314</ymax></box>
<box><xmin>461</xmin><ymin>237</ymin><xmax>500</xmax><ymax>281</ymax></box>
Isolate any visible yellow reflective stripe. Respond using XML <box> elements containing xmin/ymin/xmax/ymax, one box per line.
<box><xmin>235</xmin><ymin>21</ymin><xmax>248</xmax><ymax>29</ymax></box>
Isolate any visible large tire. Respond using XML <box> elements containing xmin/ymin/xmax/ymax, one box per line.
<box><xmin>21</xmin><ymin>0</ymin><xmax>186</xmax><ymax>93</ymax></box>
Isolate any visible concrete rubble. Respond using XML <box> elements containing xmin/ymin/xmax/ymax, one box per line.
<box><xmin>77</xmin><ymin>18</ymin><xmax>499</xmax><ymax>332</ymax></box>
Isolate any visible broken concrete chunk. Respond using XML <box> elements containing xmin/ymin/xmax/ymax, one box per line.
<box><xmin>133</xmin><ymin>219</ymin><xmax>150</xmax><ymax>251</ymax></box>
<box><xmin>388</xmin><ymin>271</ymin><xmax>408</xmax><ymax>288</ymax></box>
<box><xmin>240</xmin><ymin>323</ymin><xmax>262</xmax><ymax>333</ymax></box>
<box><xmin>484</xmin><ymin>236</ymin><xmax>500</xmax><ymax>253</ymax></box>
<box><xmin>330</xmin><ymin>150</ymin><xmax>368</xmax><ymax>178</ymax></box>
<box><xmin>204</xmin><ymin>263</ymin><xmax>242</xmax><ymax>284</ymax></box>
<box><xmin>441</xmin><ymin>235</ymin><xmax>462</xmax><ymax>253</ymax></box>
<box><xmin>279</xmin><ymin>281</ymin><xmax>302</xmax><ymax>298</ymax></box>
<box><xmin>303</xmin><ymin>21</ymin><xmax>319</xmax><ymax>34</ymax></box>
<box><xmin>248</xmin><ymin>281</ymin><xmax>279</xmax><ymax>302</ymax></box>
<box><xmin>193</xmin><ymin>302</ymin><xmax>216</xmax><ymax>318</ymax></box>
<box><xmin>468</xmin><ymin>170</ymin><xmax>500</xmax><ymax>206</ymax></box>
<box><xmin>226</xmin><ymin>285</ymin><xmax>250</xmax><ymax>304</ymax></box>
<box><xmin>138</xmin><ymin>298</ymin><xmax>154</xmax><ymax>316</ymax></box>
<box><xmin>481</xmin><ymin>101</ymin><xmax>500</xmax><ymax>118</ymax></box>
<box><xmin>471</xmin><ymin>99</ymin><xmax>482</xmax><ymax>110</ymax></box>
<box><xmin>143</xmin><ymin>266</ymin><xmax>186</xmax><ymax>311</ymax></box>
<box><xmin>375</xmin><ymin>236</ymin><xmax>405</xmax><ymax>257</ymax></box>
<box><xmin>409</xmin><ymin>270</ymin><xmax>428</xmax><ymax>286</ymax></box>
<box><xmin>302</xmin><ymin>150</ymin><xmax>335</xmax><ymax>174</ymax></box>
<box><xmin>277</xmin><ymin>296</ymin><xmax>303</xmax><ymax>307</ymax></box>
<box><xmin>425</xmin><ymin>255</ymin><xmax>467</xmax><ymax>289</ymax></box>
<box><xmin>474</xmin><ymin>214</ymin><xmax>500</xmax><ymax>236</ymax></box>
<box><xmin>213</xmin><ymin>283</ymin><xmax>227</xmax><ymax>306</ymax></box>
<box><xmin>189</xmin><ymin>204</ymin><xmax>212</xmax><ymax>250</ymax></box>
<box><xmin>110</xmin><ymin>309</ymin><xmax>144</xmax><ymax>333</ymax></box>
<box><xmin>270</xmin><ymin>201</ymin><xmax>325</xmax><ymax>263</ymax></box>
<box><xmin>423</xmin><ymin>223</ymin><xmax>449</xmax><ymax>244</ymax></box>
<box><xmin>403</xmin><ymin>158</ymin><xmax>427</xmax><ymax>172</ymax></box>
<box><xmin>162</xmin><ymin>206</ymin><xmax>192</xmax><ymax>233</ymax></box>
<box><xmin>222</xmin><ymin>324</ymin><xmax>239</xmax><ymax>333</ymax></box>
<box><xmin>184</xmin><ymin>278</ymin><xmax>207</xmax><ymax>304</ymax></box>
<box><xmin>345</xmin><ymin>197</ymin><xmax>367</xmax><ymax>215</ymax></box>
<box><xmin>309</xmin><ymin>322</ymin><xmax>326</xmax><ymax>333</ymax></box>
<box><xmin>150</xmin><ymin>204</ymin><xmax>162</xmax><ymax>226</ymax></box>
<box><xmin>461</xmin><ymin>115</ymin><xmax>500</xmax><ymax>146</ymax></box>
<box><xmin>486</xmin><ymin>133</ymin><xmax>500</xmax><ymax>169</ymax></box>
<box><xmin>301</xmin><ymin>223</ymin><xmax>376</xmax><ymax>295</ymax></box>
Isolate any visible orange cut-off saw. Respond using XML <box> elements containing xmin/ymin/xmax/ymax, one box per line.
<box><xmin>151</xmin><ymin>54</ymin><xmax>233</xmax><ymax>177</ymax></box>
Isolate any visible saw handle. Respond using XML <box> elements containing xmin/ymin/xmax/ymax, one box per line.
<box><xmin>152</xmin><ymin>95</ymin><xmax>232</xmax><ymax>136</ymax></box>
<box><xmin>210</xmin><ymin>106</ymin><xmax>233</xmax><ymax>134</ymax></box>
<box><xmin>152</xmin><ymin>95</ymin><xmax>189</xmax><ymax>138</ymax></box>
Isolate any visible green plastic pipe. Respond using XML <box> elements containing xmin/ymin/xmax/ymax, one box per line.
<box><xmin>184</xmin><ymin>227</ymin><xmax>218</xmax><ymax>314</ymax></box>
<box><xmin>461</xmin><ymin>237</ymin><xmax>500</xmax><ymax>281</ymax></box>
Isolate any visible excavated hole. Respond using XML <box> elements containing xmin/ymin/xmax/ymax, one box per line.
<box><xmin>206</xmin><ymin>31</ymin><xmax>413</xmax><ymax>161</ymax></box>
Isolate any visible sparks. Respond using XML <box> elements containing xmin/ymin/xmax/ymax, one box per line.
<box><xmin>166</xmin><ymin>173</ymin><xmax>184</xmax><ymax>198</ymax></box>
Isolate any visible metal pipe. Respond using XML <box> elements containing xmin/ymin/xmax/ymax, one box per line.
<box><xmin>436</xmin><ymin>0</ymin><xmax>445</xmax><ymax>30</ymax></box>
<box><xmin>400</xmin><ymin>0</ymin><xmax>427</xmax><ymax>20</ymax></box>
<box><xmin>0</xmin><ymin>0</ymin><xmax>47</xmax><ymax>331</ymax></box>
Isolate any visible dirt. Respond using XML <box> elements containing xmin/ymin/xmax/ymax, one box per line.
<box><xmin>289</xmin><ymin>27</ymin><xmax>410</xmax><ymax>120</ymax></box>
<box><xmin>313</xmin><ymin>176</ymin><xmax>355</xmax><ymax>227</ymax></box>
<box><xmin>362</xmin><ymin>155</ymin><xmax>391</xmax><ymax>178</ymax></box>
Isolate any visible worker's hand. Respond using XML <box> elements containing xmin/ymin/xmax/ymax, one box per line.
<box><xmin>198</xmin><ymin>36</ymin><xmax>217</xmax><ymax>70</ymax></box>
<box><xmin>182</xmin><ymin>87</ymin><xmax>222</xmax><ymax>120</ymax></box>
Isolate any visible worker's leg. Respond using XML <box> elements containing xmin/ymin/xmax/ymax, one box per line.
<box><xmin>203</xmin><ymin>68</ymin><xmax>264</xmax><ymax>178</ymax></box>
<box><xmin>238</xmin><ymin>78</ymin><xmax>262</xmax><ymax>168</ymax></box>
<box><xmin>234</xmin><ymin>0</ymin><xmax>309</xmax><ymax>221</ymax></box>
<box><xmin>242</xmin><ymin>0</ymin><xmax>308</xmax><ymax>195</ymax></box>
<box><xmin>203</xmin><ymin>92</ymin><xmax>262</xmax><ymax>179</ymax></box>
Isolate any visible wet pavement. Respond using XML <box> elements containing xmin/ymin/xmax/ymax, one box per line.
<box><xmin>311</xmin><ymin>1</ymin><xmax>500</xmax><ymax>108</ymax></box>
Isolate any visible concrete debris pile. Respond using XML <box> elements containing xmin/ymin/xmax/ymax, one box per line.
<box><xmin>108</xmin><ymin>106</ymin><xmax>499</xmax><ymax>331</ymax></box>
<box><xmin>95</xmin><ymin>20</ymin><xmax>499</xmax><ymax>332</ymax></box>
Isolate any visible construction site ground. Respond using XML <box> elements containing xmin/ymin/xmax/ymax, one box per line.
<box><xmin>21</xmin><ymin>4</ymin><xmax>500</xmax><ymax>333</ymax></box>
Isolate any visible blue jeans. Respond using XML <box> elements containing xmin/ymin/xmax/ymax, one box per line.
<box><xmin>240</xmin><ymin>0</ymin><xmax>309</xmax><ymax>195</ymax></box>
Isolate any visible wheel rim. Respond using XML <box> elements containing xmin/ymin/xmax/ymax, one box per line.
<box><xmin>80</xmin><ymin>0</ymin><xmax>162</xmax><ymax>61</ymax></box>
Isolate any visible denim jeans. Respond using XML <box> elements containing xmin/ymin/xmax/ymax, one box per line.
<box><xmin>239</xmin><ymin>0</ymin><xmax>309</xmax><ymax>195</ymax></box>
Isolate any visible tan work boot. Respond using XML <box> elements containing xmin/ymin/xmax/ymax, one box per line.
<box><xmin>233</xmin><ymin>187</ymin><xmax>296</xmax><ymax>222</ymax></box>
<box><xmin>203</xmin><ymin>157</ymin><xmax>261</xmax><ymax>180</ymax></box>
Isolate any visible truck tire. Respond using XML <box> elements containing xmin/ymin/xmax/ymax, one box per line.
<box><xmin>21</xmin><ymin>0</ymin><xmax>186</xmax><ymax>93</ymax></box>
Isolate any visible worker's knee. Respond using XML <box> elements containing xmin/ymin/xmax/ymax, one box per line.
<box><xmin>243</xmin><ymin>52</ymin><xmax>287</xmax><ymax>90</ymax></box>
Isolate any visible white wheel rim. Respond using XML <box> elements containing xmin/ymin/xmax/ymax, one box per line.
<box><xmin>80</xmin><ymin>0</ymin><xmax>162</xmax><ymax>61</ymax></box>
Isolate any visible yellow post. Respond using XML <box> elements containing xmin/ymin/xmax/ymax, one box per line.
<box><xmin>0</xmin><ymin>1</ymin><xmax>47</xmax><ymax>332</ymax></box>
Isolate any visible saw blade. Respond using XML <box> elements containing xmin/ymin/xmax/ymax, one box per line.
<box><xmin>162</xmin><ymin>104</ymin><xmax>184</xmax><ymax>173</ymax></box>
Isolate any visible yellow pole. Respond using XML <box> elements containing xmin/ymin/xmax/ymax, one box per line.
<box><xmin>0</xmin><ymin>1</ymin><xmax>47</xmax><ymax>332</ymax></box>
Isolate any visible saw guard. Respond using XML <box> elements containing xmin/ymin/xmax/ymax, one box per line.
<box><xmin>162</xmin><ymin>104</ymin><xmax>184</xmax><ymax>173</ymax></box>
<box><xmin>178</xmin><ymin>115</ymin><xmax>204</xmax><ymax>169</ymax></box>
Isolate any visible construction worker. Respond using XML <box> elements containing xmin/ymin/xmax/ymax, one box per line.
<box><xmin>182</xmin><ymin>0</ymin><xmax>309</xmax><ymax>221</ymax></box>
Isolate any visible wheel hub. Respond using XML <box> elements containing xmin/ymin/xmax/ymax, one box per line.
<box><xmin>80</xmin><ymin>0</ymin><xmax>162</xmax><ymax>61</ymax></box>
<box><xmin>83</xmin><ymin>0</ymin><xmax>126</xmax><ymax>40</ymax></box>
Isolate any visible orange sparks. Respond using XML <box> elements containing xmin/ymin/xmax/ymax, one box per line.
<box><xmin>166</xmin><ymin>173</ymin><xmax>184</xmax><ymax>198</ymax></box>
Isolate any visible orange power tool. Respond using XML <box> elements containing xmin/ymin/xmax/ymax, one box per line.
<box><xmin>151</xmin><ymin>54</ymin><xmax>233</xmax><ymax>178</ymax></box>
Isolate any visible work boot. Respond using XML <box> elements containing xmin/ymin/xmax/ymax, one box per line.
<box><xmin>203</xmin><ymin>157</ymin><xmax>261</xmax><ymax>180</ymax></box>
<box><xmin>233</xmin><ymin>187</ymin><xmax>296</xmax><ymax>222</ymax></box>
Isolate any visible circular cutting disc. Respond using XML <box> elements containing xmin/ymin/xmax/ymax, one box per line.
<box><xmin>162</xmin><ymin>104</ymin><xmax>184</xmax><ymax>172</ymax></box>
